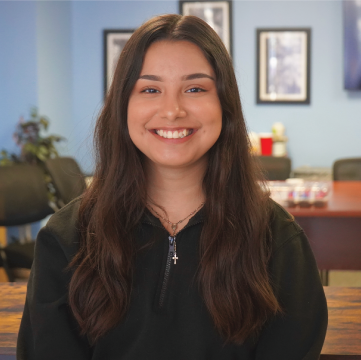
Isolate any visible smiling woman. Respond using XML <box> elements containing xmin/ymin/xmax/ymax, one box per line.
<box><xmin>17</xmin><ymin>14</ymin><xmax>327</xmax><ymax>360</ymax></box>
<box><xmin>128</xmin><ymin>40</ymin><xmax>222</xmax><ymax>175</ymax></box>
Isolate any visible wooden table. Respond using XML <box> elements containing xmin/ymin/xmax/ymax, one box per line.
<box><xmin>285</xmin><ymin>181</ymin><xmax>361</xmax><ymax>270</ymax></box>
<box><xmin>0</xmin><ymin>283</ymin><xmax>360</xmax><ymax>359</ymax></box>
<box><xmin>321</xmin><ymin>287</ymin><xmax>361</xmax><ymax>359</ymax></box>
<box><xmin>0</xmin><ymin>228</ymin><xmax>8</xmax><ymax>282</ymax></box>
<box><xmin>0</xmin><ymin>283</ymin><xmax>26</xmax><ymax>360</ymax></box>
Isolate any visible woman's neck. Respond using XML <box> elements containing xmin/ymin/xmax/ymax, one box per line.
<box><xmin>145</xmin><ymin>158</ymin><xmax>206</xmax><ymax>232</ymax></box>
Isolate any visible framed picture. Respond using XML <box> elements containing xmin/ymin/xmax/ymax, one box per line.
<box><xmin>343</xmin><ymin>0</ymin><xmax>361</xmax><ymax>90</ymax></box>
<box><xmin>180</xmin><ymin>1</ymin><xmax>232</xmax><ymax>55</ymax></box>
<box><xmin>103</xmin><ymin>29</ymin><xmax>134</xmax><ymax>94</ymax></box>
<box><xmin>257</xmin><ymin>28</ymin><xmax>311</xmax><ymax>104</ymax></box>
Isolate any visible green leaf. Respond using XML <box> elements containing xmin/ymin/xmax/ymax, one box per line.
<box><xmin>47</xmin><ymin>135</ymin><xmax>65</xmax><ymax>143</ymax></box>
<box><xmin>37</xmin><ymin>152</ymin><xmax>47</xmax><ymax>161</ymax></box>
<box><xmin>39</xmin><ymin>117</ymin><xmax>49</xmax><ymax>131</ymax></box>
<box><xmin>38</xmin><ymin>145</ymin><xmax>48</xmax><ymax>156</ymax></box>
<box><xmin>23</xmin><ymin>143</ymin><xmax>37</xmax><ymax>155</ymax></box>
<box><xmin>30</xmin><ymin>107</ymin><xmax>38</xmax><ymax>120</ymax></box>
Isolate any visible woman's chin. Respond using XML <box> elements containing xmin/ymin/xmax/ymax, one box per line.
<box><xmin>146</xmin><ymin>154</ymin><xmax>203</xmax><ymax>169</ymax></box>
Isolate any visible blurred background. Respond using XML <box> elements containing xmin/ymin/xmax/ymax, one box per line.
<box><xmin>1</xmin><ymin>0</ymin><xmax>360</xmax><ymax>175</ymax></box>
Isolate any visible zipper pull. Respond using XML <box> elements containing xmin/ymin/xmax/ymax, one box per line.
<box><xmin>169</xmin><ymin>236</ymin><xmax>178</xmax><ymax>265</ymax></box>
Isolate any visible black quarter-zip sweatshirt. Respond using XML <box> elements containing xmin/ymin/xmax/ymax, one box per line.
<box><xmin>17</xmin><ymin>198</ymin><xmax>327</xmax><ymax>360</ymax></box>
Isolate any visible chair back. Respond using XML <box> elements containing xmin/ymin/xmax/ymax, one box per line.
<box><xmin>45</xmin><ymin>157</ymin><xmax>86</xmax><ymax>207</ymax></box>
<box><xmin>0</xmin><ymin>165</ymin><xmax>54</xmax><ymax>227</ymax></box>
<box><xmin>333</xmin><ymin>158</ymin><xmax>361</xmax><ymax>180</ymax></box>
<box><xmin>256</xmin><ymin>156</ymin><xmax>291</xmax><ymax>181</ymax></box>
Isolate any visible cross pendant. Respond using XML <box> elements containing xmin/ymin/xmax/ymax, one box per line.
<box><xmin>172</xmin><ymin>253</ymin><xmax>178</xmax><ymax>264</ymax></box>
<box><xmin>171</xmin><ymin>224</ymin><xmax>177</xmax><ymax>233</ymax></box>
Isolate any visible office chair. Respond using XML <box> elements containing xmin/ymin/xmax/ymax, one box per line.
<box><xmin>45</xmin><ymin>157</ymin><xmax>86</xmax><ymax>208</ymax></box>
<box><xmin>333</xmin><ymin>157</ymin><xmax>361</xmax><ymax>181</ymax></box>
<box><xmin>256</xmin><ymin>156</ymin><xmax>292</xmax><ymax>181</ymax></box>
<box><xmin>0</xmin><ymin>164</ymin><xmax>54</xmax><ymax>281</ymax></box>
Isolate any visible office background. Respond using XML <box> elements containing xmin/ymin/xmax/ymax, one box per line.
<box><xmin>1</xmin><ymin>0</ymin><xmax>360</xmax><ymax>174</ymax></box>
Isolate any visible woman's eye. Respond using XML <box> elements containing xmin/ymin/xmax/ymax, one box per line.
<box><xmin>186</xmin><ymin>87</ymin><xmax>206</xmax><ymax>93</ymax></box>
<box><xmin>142</xmin><ymin>88</ymin><xmax>159</xmax><ymax>94</ymax></box>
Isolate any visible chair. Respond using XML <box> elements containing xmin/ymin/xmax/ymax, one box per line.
<box><xmin>256</xmin><ymin>156</ymin><xmax>291</xmax><ymax>181</ymax></box>
<box><xmin>0</xmin><ymin>164</ymin><xmax>54</xmax><ymax>281</ymax></box>
<box><xmin>45</xmin><ymin>157</ymin><xmax>86</xmax><ymax>208</ymax></box>
<box><xmin>333</xmin><ymin>157</ymin><xmax>361</xmax><ymax>181</ymax></box>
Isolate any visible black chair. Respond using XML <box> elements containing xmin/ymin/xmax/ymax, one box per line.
<box><xmin>45</xmin><ymin>157</ymin><xmax>86</xmax><ymax>208</ymax></box>
<box><xmin>256</xmin><ymin>156</ymin><xmax>292</xmax><ymax>181</ymax></box>
<box><xmin>0</xmin><ymin>165</ymin><xmax>54</xmax><ymax>281</ymax></box>
<box><xmin>333</xmin><ymin>157</ymin><xmax>361</xmax><ymax>181</ymax></box>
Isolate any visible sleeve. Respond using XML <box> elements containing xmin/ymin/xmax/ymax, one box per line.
<box><xmin>16</xmin><ymin>226</ymin><xmax>92</xmax><ymax>360</ymax></box>
<box><xmin>255</xmin><ymin>230</ymin><xmax>328</xmax><ymax>360</ymax></box>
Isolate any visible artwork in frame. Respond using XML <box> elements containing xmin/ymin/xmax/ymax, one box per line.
<box><xmin>103</xmin><ymin>29</ymin><xmax>134</xmax><ymax>95</ymax></box>
<box><xmin>343</xmin><ymin>0</ymin><xmax>361</xmax><ymax>90</ymax></box>
<box><xmin>257</xmin><ymin>28</ymin><xmax>311</xmax><ymax>104</ymax></box>
<box><xmin>180</xmin><ymin>0</ymin><xmax>232</xmax><ymax>55</ymax></box>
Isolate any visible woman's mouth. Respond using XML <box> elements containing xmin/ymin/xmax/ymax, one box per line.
<box><xmin>153</xmin><ymin>129</ymin><xmax>194</xmax><ymax>139</ymax></box>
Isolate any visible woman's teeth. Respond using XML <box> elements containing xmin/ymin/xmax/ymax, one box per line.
<box><xmin>155</xmin><ymin>129</ymin><xmax>193</xmax><ymax>139</ymax></box>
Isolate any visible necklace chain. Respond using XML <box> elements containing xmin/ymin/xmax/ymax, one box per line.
<box><xmin>147</xmin><ymin>202</ymin><xmax>204</xmax><ymax>236</ymax></box>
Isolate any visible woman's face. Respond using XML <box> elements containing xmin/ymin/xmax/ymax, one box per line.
<box><xmin>127</xmin><ymin>40</ymin><xmax>222</xmax><ymax>169</ymax></box>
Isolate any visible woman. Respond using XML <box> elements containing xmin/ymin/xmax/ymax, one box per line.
<box><xmin>17</xmin><ymin>14</ymin><xmax>327</xmax><ymax>360</ymax></box>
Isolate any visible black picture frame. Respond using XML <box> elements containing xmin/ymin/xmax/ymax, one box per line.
<box><xmin>179</xmin><ymin>0</ymin><xmax>232</xmax><ymax>56</ymax></box>
<box><xmin>256</xmin><ymin>28</ymin><xmax>311</xmax><ymax>104</ymax></box>
<box><xmin>103</xmin><ymin>29</ymin><xmax>134</xmax><ymax>95</ymax></box>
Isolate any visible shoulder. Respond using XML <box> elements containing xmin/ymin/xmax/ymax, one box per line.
<box><xmin>268</xmin><ymin>199</ymin><xmax>304</xmax><ymax>253</ymax></box>
<box><xmin>39</xmin><ymin>197</ymin><xmax>82</xmax><ymax>262</ymax></box>
<box><xmin>46</xmin><ymin>196</ymin><xmax>82</xmax><ymax>234</ymax></box>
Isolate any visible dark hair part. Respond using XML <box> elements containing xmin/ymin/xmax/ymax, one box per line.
<box><xmin>69</xmin><ymin>14</ymin><xmax>280</xmax><ymax>345</ymax></box>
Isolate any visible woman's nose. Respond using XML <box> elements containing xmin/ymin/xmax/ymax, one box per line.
<box><xmin>158</xmin><ymin>93</ymin><xmax>187</xmax><ymax>121</ymax></box>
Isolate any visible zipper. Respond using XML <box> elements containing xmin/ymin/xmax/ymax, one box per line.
<box><xmin>159</xmin><ymin>236</ymin><xmax>176</xmax><ymax>307</ymax></box>
<box><xmin>158</xmin><ymin>221</ymin><xmax>204</xmax><ymax>308</ymax></box>
<box><xmin>143</xmin><ymin>219</ymin><xmax>204</xmax><ymax>308</ymax></box>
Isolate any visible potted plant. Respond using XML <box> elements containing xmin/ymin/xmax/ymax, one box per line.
<box><xmin>0</xmin><ymin>107</ymin><xmax>64</xmax><ymax>166</ymax></box>
<box><xmin>0</xmin><ymin>107</ymin><xmax>65</xmax><ymax>203</ymax></box>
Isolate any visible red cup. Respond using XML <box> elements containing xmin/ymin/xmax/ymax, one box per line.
<box><xmin>259</xmin><ymin>133</ymin><xmax>273</xmax><ymax>156</ymax></box>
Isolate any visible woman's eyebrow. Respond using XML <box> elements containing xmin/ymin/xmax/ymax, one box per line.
<box><xmin>139</xmin><ymin>74</ymin><xmax>161</xmax><ymax>81</ymax></box>
<box><xmin>182</xmin><ymin>73</ymin><xmax>215</xmax><ymax>81</ymax></box>
<box><xmin>138</xmin><ymin>73</ymin><xmax>215</xmax><ymax>81</ymax></box>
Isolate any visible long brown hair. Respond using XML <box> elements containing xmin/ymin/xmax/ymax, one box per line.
<box><xmin>69</xmin><ymin>14</ymin><xmax>280</xmax><ymax>345</ymax></box>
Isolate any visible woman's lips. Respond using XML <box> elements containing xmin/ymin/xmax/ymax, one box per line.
<box><xmin>150</xmin><ymin>128</ymin><xmax>197</xmax><ymax>143</ymax></box>
<box><xmin>154</xmin><ymin>128</ymin><xmax>193</xmax><ymax>139</ymax></box>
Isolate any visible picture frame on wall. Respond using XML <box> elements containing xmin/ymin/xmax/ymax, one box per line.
<box><xmin>343</xmin><ymin>0</ymin><xmax>361</xmax><ymax>90</ymax></box>
<box><xmin>103</xmin><ymin>29</ymin><xmax>134</xmax><ymax>95</ymax></box>
<box><xmin>180</xmin><ymin>0</ymin><xmax>232</xmax><ymax>56</ymax></box>
<box><xmin>257</xmin><ymin>28</ymin><xmax>311</xmax><ymax>104</ymax></box>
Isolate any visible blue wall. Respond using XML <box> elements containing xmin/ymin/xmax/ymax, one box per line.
<box><xmin>71</xmin><ymin>0</ymin><xmax>178</xmax><ymax>172</ymax></box>
<box><xmin>0</xmin><ymin>1</ymin><xmax>38</xmax><ymax>155</ymax></box>
<box><xmin>0</xmin><ymin>0</ymin><xmax>360</xmax><ymax>171</ymax></box>
<box><xmin>37</xmin><ymin>1</ymin><xmax>73</xmax><ymax>159</ymax></box>
<box><xmin>234</xmin><ymin>0</ymin><xmax>361</xmax><ymax>168</ymax></box>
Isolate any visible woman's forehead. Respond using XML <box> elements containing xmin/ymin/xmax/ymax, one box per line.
<box><xmin>140</xmin><ymin>40</ymin><xmax>215</xmax><ymax>78</ymax></box>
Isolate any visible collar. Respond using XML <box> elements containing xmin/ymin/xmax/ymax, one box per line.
<box><xmin>141</xmin><ymin>206</ymin><xmax>205</xmax><ymax>228</ymax></box>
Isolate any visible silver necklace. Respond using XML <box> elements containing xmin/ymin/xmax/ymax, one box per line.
<box><xmin>147</xmin><ymin>202</ymin><xmax>205</xmax><ymax>236</ymax></box>
<box><xmin>147</xmin><ymin>202</ymin><xmax>204</xmax><ymax>265</ymax></box>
